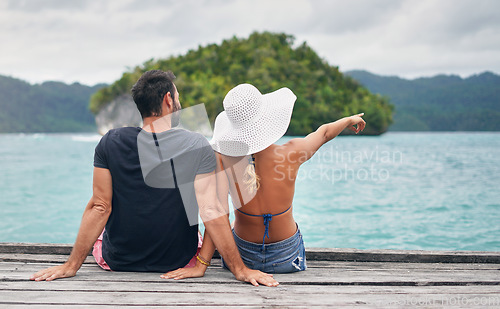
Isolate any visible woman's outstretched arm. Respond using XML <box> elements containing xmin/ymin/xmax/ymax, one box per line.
<box><xmin>317</xmin><ymin>113</ymin><xmax>365</xmax><ymax>140</ymax></box>
<box><xmin>285</xmin><ymin>113</ymin><xmax>366</xmax><ymax>164</ymax></box>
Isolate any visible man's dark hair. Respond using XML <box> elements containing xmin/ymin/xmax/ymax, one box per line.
<box><xmin>131</xmin><ymin>70</ymin><xmax>177</xmax><ymax>118</ymax></box>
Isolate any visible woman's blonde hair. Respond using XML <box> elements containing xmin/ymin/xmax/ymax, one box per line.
<box><xmin>243</xmin><ymin>155</ymin><xmax>260</xmax><ymax>194</ymax></box>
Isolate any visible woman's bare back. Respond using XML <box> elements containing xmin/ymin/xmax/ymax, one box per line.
<box><xmin>220</xmin><ymin>143</ymin><xmax>302</xmax><ymax>244</ymax></box>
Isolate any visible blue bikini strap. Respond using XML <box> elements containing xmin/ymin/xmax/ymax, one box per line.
<box><xmin>235</xmin><ymin>205</ymin><xmax>292</xmax><ymax>251</ymax></box>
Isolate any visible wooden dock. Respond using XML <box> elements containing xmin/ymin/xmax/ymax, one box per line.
<box><xmin>1</xmin><ymin>243</ymin><xmax>499</xmax><ymax>308</ymax></box>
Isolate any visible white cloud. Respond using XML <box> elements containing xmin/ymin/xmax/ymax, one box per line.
<box><xmin>0</xmin><ymin>0</ymin><xmax>498</xmax><ymax>85</ymax></box>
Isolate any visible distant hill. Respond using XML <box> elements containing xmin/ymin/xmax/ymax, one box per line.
<box><xmin>90</xmin><ymin>32</ymin><xmax>394</xmax><ymax>135</ymax></box>
<box><xmin>0</xmin><ymin>75</ymin><xmax>105</xmax><ymax>133</ymax></box>
<box><xmin>346</xmin><ymin>70</ymin><xmax>500</xmax><ymax>131</ymax></box>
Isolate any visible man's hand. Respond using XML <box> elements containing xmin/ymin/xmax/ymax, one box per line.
<box><xmin>30</xmin><ymin>263</ymin><xmax>78</xmax><ymax>282</ymax></box>
<box><xmin>235</xmin><ymin>268</ymin><xmax>279</xmax><ymax>287</ymax></box>
<box><xmin>161</xmin><ymin>263</ymin><xmax>207</xmax><ymax>280</ymax></box>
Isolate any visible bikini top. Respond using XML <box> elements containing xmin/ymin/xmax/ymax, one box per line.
<box><xmin>220</xmin><ymin>155</ymin><xmax>292</xmax><ymax>251</ymax></box>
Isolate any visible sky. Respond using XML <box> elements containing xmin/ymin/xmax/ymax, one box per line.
<box><xmin>1</xmin><ymin>0</ymin><xmax>499</xmax><ymax>86</ymax></box>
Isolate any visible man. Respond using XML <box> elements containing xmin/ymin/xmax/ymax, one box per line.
<box><xmin>30</xmin><ymin>70</ymin><xmax>278</xmax><ymax>287</ymax></box>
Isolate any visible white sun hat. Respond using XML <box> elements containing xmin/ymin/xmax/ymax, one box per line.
<box><xmin>210</xmin><ymin>83</ymin><xmax>296</xmax><ymax>157</ymax></box>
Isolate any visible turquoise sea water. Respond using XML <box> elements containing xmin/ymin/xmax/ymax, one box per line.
<box><xmin>0</xmin><ymin>132</ymin><xmax>499</xmax><ymax>251</ymax></box>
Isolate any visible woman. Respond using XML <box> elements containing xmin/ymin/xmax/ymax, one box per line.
<box><xmin>162</xmin><ymin>84</ymin><xmax>365</xmax><ymax>279</ymax></box>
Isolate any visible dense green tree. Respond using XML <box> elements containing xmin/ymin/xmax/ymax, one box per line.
<box><xmin>90</xmin><ymin>32</ymin><xmax>393</xmax><ymax>135</ymax></box>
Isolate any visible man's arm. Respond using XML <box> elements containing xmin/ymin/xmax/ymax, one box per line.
<box><xmin>30</xmin><ymin>167</ymin><xmax>112</xmax><ymax>281</ymax></box>
<box><xmin>286</xmin><ymin>113</ymin><xmax>366</xmax><ymax>163</ymax></box>
<box><xmin>194</xmin><ymin>171</ymin><xmax>278</xmax><ymax>287</ymax></box>
<box><xmin>161</xmin><ymin>153</ymin><xmax>229</xmax><ymax>280</ymax></box>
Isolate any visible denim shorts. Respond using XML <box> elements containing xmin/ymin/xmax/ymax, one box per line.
<box><xmin>222</xmin><ymin>225</ymin><xmax>307</xmax><ymax>273</ymax></box>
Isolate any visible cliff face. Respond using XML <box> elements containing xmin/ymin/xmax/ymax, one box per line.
<box><xmin>95</xmin><ymin>94</ymin><xmax>142</xmax><ymax>135</ymax></box>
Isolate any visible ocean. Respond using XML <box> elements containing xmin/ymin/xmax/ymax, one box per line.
<box><xmin>0</xmin><ymin>132</ymin><xmax>499</xmax><ymax>251</ymax></box>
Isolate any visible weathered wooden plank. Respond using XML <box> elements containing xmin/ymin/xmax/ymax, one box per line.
<box><xmin>0</xmin><ymin>303</ymin><xmax>270</xmax><ymax>309</ymax></box>
<box><xmin>2</xmin><ymin>280</ymin><xmax>500</xmax><ymax>295</ymax></box>
<box><xmin>0</xmin><ymin>254</ymin><xmax>96</xmax><ymax>265</ymax></box>
<box><xmin>307</xmin><ymin>260</ymin><xmax>500</xmax><ymax>270</ymax></box>
<box><xmin>4</xmin><ymin>267</ymin><xmax>499</xmax><ymax>286</ymax></box>
<box><xmin>0</xmin><ymin>290</ymin><xmax>263</xmax><ymax>306</ymax></box>
<box><xmin>6</xmin><ymin>262</ymin><xmax>500</xmax><ymax>280</ymax></box>
<box><xmin>5</xmin><ymin>260</ymin><xmax>500</xmax><ymax>275</ymax></box>
<box><xmin>2</xmin><ymin>243</ymin><xmax>500</xmax><ymax>263</ymax></box>
<box><xmin>0</xmin><ymin>289</ymin><xmax>498</xmax><ymax>307</ymax></box>
<box><xmin>307</xmin><ymin>247</ymin><xmax>500</xmax><ymax>263</ymax></box>
<box><xmin>3</xmin><ymin>260</ymin><xmax>500</xmax><ymax>272</ymax></box>
<box><xmin>0</xmin><ymin>304</ymin><xmax>274</xmax><ymax>309</ymax></box>
<box><xmin>0</xmin><ymin>302</ymin><xmax>494</xmax><ymax>309</ymax></box>
<box><xmin>0</xmin><ymin>243</ymin><xmax>76</xmax><ymax>255</ymax></box>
